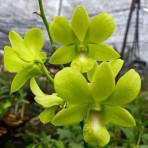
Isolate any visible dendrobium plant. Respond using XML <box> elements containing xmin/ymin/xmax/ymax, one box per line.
<box><xmin>49</xmin><ymin>6</ymin><xmax>120</xmax><ymax>72</ymax></box>
<box><xmin>4</xmin><ymin>4</ymin><xmax>141</xmax><ymax>147</ymax></box>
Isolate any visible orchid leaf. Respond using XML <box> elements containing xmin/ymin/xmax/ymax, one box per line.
<box><xmin>52</xmin><ymin>105</ymin><xmax>89</xmax><ymax>126</ymax></box>
<box><xmin>88</xmin><ymin>44</ymin><xmax>120</xmax><ymax>61</ymax></box>
<box><xmin>106</xmin><ymin>69</ymin><xmax>141</xmax><ymax>106</ymax></box>
<box><xmin>4</xmin><ymin>46</ymin><xmax>28</xmax><ymax>72</ymax></box>
<box><xmin>50</xmin><ymin>45</ymin><xmax>75</xmax><ymax>64</ymax></box>
<box><xmin>24</xmin><ymin>28</ymin><xmax>43</xmax><ymax>56</ymax></box>
<box><xmin>54</xmin><ymin>68</ymin><xmax>93</xmax><ymax>104</ymax></box>
<box><xmin>71</xmin><ymin>5</ymin><xmax>90</xmax><ymax>41</ymax></box>
<box><xmin>102</xmin><ymin>105</ymin><xmax>136</xmax><ymax>127</ymax></box>
<box><xmin>90</xmin><ymin>62</ymin><xmax>115</xmax><ymax>102</ymax></box>
<box><xmin>39</xmin><ymin>107</ymin><xmax>56</xmax><ymax>124</ymax></box>
<box><xmin>11</xmin><ymin>64</ymin><xmax>42</xmax><ymax>93</ymax></box>
<box><xmin>71</xmin><ymin>54</ymin><xmax>95</xmax><ymax>73</ymax></box>
<box><xmin>9</xmin><ymin>30</ymin><xmax>33</xmax><ymax>62</ymax></box>
<box><xmin>49</xmin><ymin>16</ymin><xmax>78</xmax><ymax>45</ymax></box>
<box><xmin>83</xmin><ymin>110</ymin><xmax>110</xmax><ymax>147</ymax></box>
<box><xmin>87</xmin><ymin>61</ymin><xmax>98</xmax><ymax>82</ymax></box>
<box><xmin>85</xmin><ymin>12</ymin><xmax>115</xmax><ymax>43</ymax></box>
<box><xmin>109</xmin><ymin>59</ymin><xmax>124</xmax><ymax>78</ymax></box>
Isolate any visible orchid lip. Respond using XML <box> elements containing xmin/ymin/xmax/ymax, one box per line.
<box><xmin>91</xmin><ymin>111</ymin><xmax>100</xmax><ymax>131</ymax></box>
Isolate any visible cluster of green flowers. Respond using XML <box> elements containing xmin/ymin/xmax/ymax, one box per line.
<box><xmin>4</xmin><ymin>5</ymin><xmax>141</xmax><ymax>147</ymax></box>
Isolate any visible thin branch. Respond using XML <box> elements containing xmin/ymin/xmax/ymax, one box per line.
<box><xmin>38</xmin><ymin>0</ymin><xmax>56</xmax><ymax>52</ymax></box>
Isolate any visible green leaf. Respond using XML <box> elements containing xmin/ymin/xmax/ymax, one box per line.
<box><xmin>85</xmin><ymin>12</ymin><xmax>115</xmax><ymax>43</ymax></box>
<box><xmin>88</xmin><ymin>43</ymin><xmax>120</xmax><ymax>61</ymax></box>
<box><xmin>102</xmin><ymin>105</ymin><xmax>136</xmax><ymax>127</ymax></box>
<box><xmin>106</xmin><ymin>69</ymin><xmax>141</xmax><ymax>106</ymax></box>
<box><xmin>71</xmin><ymin>5</ymin><xmax>90</xmax><ymax>41</ymax></box>
<box><xmin>39</xmin><ymin>107</ymin><xmax>56</xmax><ymax>124</ymax></box>
<box><xmin>24</xmin><ymin>28</ymin><xmax>44</xmax><ymax>56</ymax></box>
<box><xmin>54</xmin><ymin>68</ymin><xmax>93</xmax><ymax>104</ymax></box>
<box><xmin>109</xmin><ymin>59</ymin><xmax>124</xmax><ymax>78</ymax></box>
<box><xmin>54</xmin><ymin>140</ymin><xmax>65</xmax><ymax>148</ymax></box>
<box><xmin>83</xmin><ymin>110</ymin><xmax>110</xmax><ymax>147</ymax></box>
<box><xmin>90</xmin><ymin>62</ymin><xmax>115</xmax><ymax>102</ymax></box>
<box><xmin>50</xmin><ymin>45</ymin><xmax>75</xmax><ymax>64</ymax></box>
<box><xmin>52</xmin><ymin>105</ymin><xmax>89</xmax><ymax>126</ymax></box>
<box><xmin>4</xmin><ymin>46</ymin><xmax>28</xmax><ymax>72</ymax></box>
<box><xmin>9</xmin><ymin>30</ymin><xmax>33</xmax><ymax>62</ymax></box>
<box><xmin>87</xmin><ymin>61</ymin><xmax>98</xmax><ymax>82</ymax></box>
<box><xmin>49</xmin><ymin>16</ymin><xmax>78</xmax><ymax>45</ymax></box>
<box><xmin>30</xmin><ymin>78</ymin><xmax>44</xmax><ymax>96</ymax></box>
<box><xmin>139</xmin><ymin>145</ymin><xmax>148</xmax><ymax>148</ymax></box>
<box><xmin>71</xmin><ymin>53</ymin><xmax>95</xmax><ymax>73</ymax></box>
<box><xmin>11</xmin><ymin>64</ymin><xmax>42</xmax><ymax>93</ymax></box>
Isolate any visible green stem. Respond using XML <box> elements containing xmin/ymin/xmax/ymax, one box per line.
<box><xmin>38</xmin><ymin>0</ymin><xmax>64</xmax><ymax>69</ymax></box>
<box><xmin>42</xmin><ymin>64</ymin><xmax>54</xmax><ymax>83</ymax></box>
<box><xmin>136</xmin><ymin>126</ymin><xmax>144</xmax><ymax>147</ymax></box>
<box><xmin>38</xmin><ymin>0</ymin><xmax>56</xmax><ymax>52</ymax></box>
<box><xmin>36</xmin><ymin>60</ymin><xmax>54</xmax><ymax>83</ymax></box>
<box><xmin>80</xmin><ymin>121</ymin><xmax>89</xmax><ymax>148</ymax></box>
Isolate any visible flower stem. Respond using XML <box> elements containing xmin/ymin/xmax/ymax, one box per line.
<box><xmin>136</xmin><ymin>126</ymin><xmax>144</xmax><ymax>147</ymax></box>
<box><xmin>36</xmin><ymin>60</ymin><xmax>54</xmax><ymax>83</ymax></box>
<box><xmin>38</xmin><ymin>0</ymin><xmax>64</xmax><ymax>69</ymax></box>
<box><xmin>38</xmin><ymin>0</ymin><xmax>56</xmax><ymax>52</ymax></box>
<box><xmin>42</xmin><ymin>64</ymin><xmax>54</xmax><ymax>83</ymax></box>
<box><xmin>80</xmin><ymin>121</ymin><xmax>89</xmax><ymax>148</ymax></box>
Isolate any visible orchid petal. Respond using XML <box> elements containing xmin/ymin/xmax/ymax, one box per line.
<box><xmin>35</xmin><ymin>95</ymin><xmax>63</xmax><ymax>108</ymax></box>
<box><xmin>90</xmin><ymin>62</ymin><xmax>115</xmax><ymax>102</ymax></box>
<box><xmin>49</xmin><ymin>16</ymin><xmax>78</xmax><ymax>45</ymax></box>
<box><xmin>54</xmin><ymin>68</ymin><xmax>93</xmax><ymax>104</ymax></box>
<box><xmin>4</xmin><ymin>46</ymin><xmax>28</xmax><ymax>72</ymax></box>
<box><xmin>87</xmin><ymin>61</ymin><xmax>98</xmax><ymax>82</ymax></box>
<box><xmin>109</xmin><ymin>59</ymin><xmax>124</xmax><ymax>78</ymax></box>
<box><xmin>11</xmin><ymin>64</ymin><xmax>42</xmax><ymax>93</ymax></box>
<box><xmin>39</xmin><ymin>107</ymin><xmax>56</xmax><ymax>124</ymax></box>
<box><xmin>24</xmin><ymin>28</ymin><xmax>44</xmax><ymax>56</ymax></box>
<box><xmin>88</xmin><ymin>44</ymin><xmax>120</xmax><ymax>61</ymax></box>
<box><xmin>30</xmin><ymin>78</ymin><xmax>44</xmax><ymax>96</ymax></box>
<box><xmin>9</xmin><ymin>30</ymin><xmax>33</xmax><ymax>62</ymax></box>
<box><xmin>50</xmin><ymin>45</ymin><xmax>75</xmax><ymax>64</ymax></box>
<box><xmin>52</xmin><ymin>105</ymin><xmax>89</xmax><ymax>126</ymax></box>
<box><xmin>30</xmin><ymin>78</ymin><xmax>64</xmax><ymax>107</ymax></box>
<box><xmin>85</xmin><ymin>13</ymin><xmax>115</xmax><ymax>43</ymax></box>
<box><xmin>106</xmin><ymin>69</ymin><xmax>141</xmax><ymax>106</ymax></box>
<box><xmin>102</xmin><ymin>105</ymin><xmax>136</xmax><ymax>127</ymax></box>
<box><xmin>71</xmin><ymin>5</ymin><xmax>90</xmax><ymax>41</ymax></box>
<box><xmin>38</xmin><ymin>52</ymin><xmax>47</xmax><ymax>63</ymax></box>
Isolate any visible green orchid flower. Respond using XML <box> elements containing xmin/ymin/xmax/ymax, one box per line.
<box><xmin>49</xmin><ymin>5</ymin><xmax>120</xmax><ymax>72</ymax></box>
<box><xmin>4</xmin><ymin>28</ymin><xmax>47</xmax><ymax>93</ymax></box>
<box><xmin>51</xmin><ymin>61</ymin><xmax>141</xmax><ymax>147</ymax></box>
<box><xmin>30</xmin><ymin>78</ymin><xmax>64</xmax><ymax>124</ymax></box>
